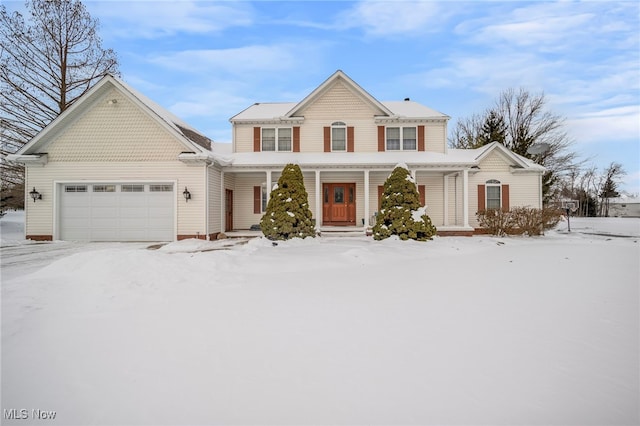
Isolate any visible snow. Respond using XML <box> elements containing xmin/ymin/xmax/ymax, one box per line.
<box><xmin>1</xmin><ymin>211</ymin><xmax>639</xmax><ymax>425</ymax></box>
<box><xmin>412</xmin><ymin>205</ymin><xmax>428</xmax><ymax>222</ymax></box>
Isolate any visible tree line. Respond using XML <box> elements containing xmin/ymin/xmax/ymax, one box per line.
<box><xmin>449</xmin><ymin>88</ymin><xmax>628</xmax><ymax>217</ymax></box>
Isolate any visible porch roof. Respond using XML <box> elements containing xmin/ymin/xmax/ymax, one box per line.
<box><xmin>223</xmin><ymin>149</ymin><xmax>479</xmax><ymax>170</ymax></box>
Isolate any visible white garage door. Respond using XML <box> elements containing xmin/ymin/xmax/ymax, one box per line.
<box><xmin>59</xmin><ymin>183</ymin><xmax>174</xmax><ymax>242</ymax></box>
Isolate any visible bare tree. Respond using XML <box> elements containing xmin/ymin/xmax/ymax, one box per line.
<box><xmin>449</xmin><ymin>88</ymin><xmax>579</xmax><ymax>203</ymax></box>
<box><xmin>1</xmin><ymin>0</ymin><xmax>118</xmax><ymax>208</ymax></box>
<box><xmin>598</xmin><ymin>162</ymin><xmax>625</xmax><ymax>217</ymax></box>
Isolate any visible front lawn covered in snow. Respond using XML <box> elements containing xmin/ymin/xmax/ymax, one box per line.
<box><xmin>1</xmin><ymin>211</ymin><xmax>639</xmax><ymax>425</ymax></box>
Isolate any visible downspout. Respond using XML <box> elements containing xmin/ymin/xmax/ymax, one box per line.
<box><xmin>204</xmin><ymin>164</ymin><xmax>209</xmax><ymax>240</ymax></box>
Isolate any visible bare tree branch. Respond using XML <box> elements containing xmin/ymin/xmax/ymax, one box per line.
<box><xmin>0</xmin><ymin>0</ymin><xmax>119</xmax><ymax>209</ymax></box>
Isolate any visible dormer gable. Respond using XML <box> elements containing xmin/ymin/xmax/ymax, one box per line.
<box><xmin>284</xmin><ymin>70</ymin><xmax>393</xmax><ymax>119</ymax></box>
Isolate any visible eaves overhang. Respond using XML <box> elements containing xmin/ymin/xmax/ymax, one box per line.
<box><xmin>5</xmin><ymin>153</ymin><xmax>48</xmax><ymax>166</ymax></box>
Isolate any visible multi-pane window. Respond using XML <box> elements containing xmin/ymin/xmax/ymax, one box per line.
<box><xmin>65</xmin><ymin>185</ymin><xmax>87</xmax><ymax>192</ymax></box>
<box><xmin>93</xmin><ymin>185</ymin><xmax>116</xmax><ymax>192</ymax></box>
<box><xmin>486</xmin><ymin>179</ymin><xmax>501</xmax><ymax>210</ymax></box>
<box><xmin>149</xmin><ymin>184</ymin><xmax>173</xmax><ymax>192</ymax></box>
<box><xmin>122</xmin><ymin>184</ymin><xmax>145</xmax><ymax>192</ymax></box>
<box><xmin>331</xmin><ymin>122</ymin><xmax>346</xmax><ymax>151</ymax></box>
<box><xmin>262</xmin><ymin>128</ymin><xmax>292</xmax><ymax>152</ymax></box>
<box><xmin>386</xmin><ymin>126</ymin><xmax>417</xmax><ymax>150</ymax></box>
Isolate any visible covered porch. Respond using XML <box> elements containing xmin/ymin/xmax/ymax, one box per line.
<box><xmin>220</xmin><ymin>164</ymin><xmax>476</xmax><ymax>236</ymax></box>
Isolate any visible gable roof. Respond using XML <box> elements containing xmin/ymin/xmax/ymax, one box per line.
<box><xmin>284</xmin><ymin>70</ymin><xmax>393</xmax><ymax>118</ymax></box>
<box><xmin>473</xmin><ymin>142</ymin><xmax>546</xmax><ymax>171</ymax></box>
<box><xmin>230</xmin><ymin>70</ymin><xmax>449</xmax><ymax>123</ymax></box>
<box><xmin>11</xmin><ymin>74</ymin><xmax>212</xmax><ymax>157</ymax></box>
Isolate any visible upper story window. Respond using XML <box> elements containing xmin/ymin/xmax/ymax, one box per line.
<box><xmin>386</xmin><ymin>126</ymin><xmax>417</xmax><ymax>151</ymax></box>
<box><xmin>331</xmin><ymin>122</ymin><xmax>346</xmax><ymax>152</ymax></box>
<box><xmin>262</xmin><ymin>128</ymin><xmax>292</xmax><ymax>152</ymax></box>
<box><xmin>486</xmin><ymin>179</ymin><xmax>501</xmax><ymax>210</ymax></box>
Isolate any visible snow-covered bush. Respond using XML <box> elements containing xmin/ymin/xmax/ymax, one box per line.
<box><xmin>260</xmin><ymin>163</ymin><xmax>316</xmax><ymax>240</ymax></box>
<box><xmin>372</xmin><ymin>165</ymin><xmax>437</xmax><ymax>241</ymax></box>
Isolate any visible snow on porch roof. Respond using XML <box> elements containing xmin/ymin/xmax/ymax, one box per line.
<box><xmin>230</xmin><ymin>101</ymin><xmax>448</xmax><ymax>122</ymax></box>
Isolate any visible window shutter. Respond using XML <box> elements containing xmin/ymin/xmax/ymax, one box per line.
<box><xmin>324</xmin><ymin>127</ymin><xmax>331</xmax><ymax>152</ymax></box>
<box><xmin>418</xmin><ymin>185</ymin><xmax>426</xmax><ymax>206</ymax></box>
<box><xmin>478</xmin><ymin>184</ymin><xmax>486</xmax><ymax>211</ymax></box>
<box><xmin>253</xmin><ymin>186</ymin><xmax>261</xmax><ymax>214</ymax></box>
<box><xmin>418</xmin><ymin>125</ymin><xmax>425</xmax><ymax>151</ymax></box>
<box><xmin>377</xmin><ymin>126</ymin><xmax>385</xmax><ymax>152</ymax></box>
<box><xmin>293</xmin><ymin>126</ymin><xmax>300</xmax><ymax>152</ymax></box>
<box><xmin>502</xmin><ymin>184</ymin><xmax>510</xmax><ymax>212</ymax></box>
<box><xmin>253</xmin><ymin>127</ymin><xmax>261</xmax><ymax>152</ymax></box>
<box><xmin>347</xmin><ymin>126</ymin><xmax>354</xmax><ymax>152</ymax></box>
<box><xmin>378</xmin><ymin>185</ymin><xmax>384</xmax><ymax>210</ymax></box>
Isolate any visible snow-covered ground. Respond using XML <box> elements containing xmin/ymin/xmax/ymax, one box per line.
<box><xmin>1</xmin><ymin>210</ymin><xmax>639</xmax><ymax>425</ymax></box>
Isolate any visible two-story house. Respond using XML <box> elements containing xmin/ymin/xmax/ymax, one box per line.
<box><xmin>8</xmin><ymin>70</ymin><xmax>544</xmax><ymax>241</ymax></box>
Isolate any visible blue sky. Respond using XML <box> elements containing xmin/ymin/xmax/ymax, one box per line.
<box><xmin>7</xmin><ymin>1</ymin><xmax>640</xmax><ymax>194</ymax></box>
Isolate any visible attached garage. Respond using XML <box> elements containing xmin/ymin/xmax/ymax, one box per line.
<box><xmin>58</xmin><ymin>182</ymin><xmax>175</xmax><ymax>242</ymax></box>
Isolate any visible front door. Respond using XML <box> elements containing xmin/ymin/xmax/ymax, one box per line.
<box><xmin>225</xmin><ymin>189</ymin><xmax>233</xmax><ymax>232</ymax></box>
<box><xmin>322</xmin><ymin>183</ymin><xmax>356</xmax><ymax>225</ymax></box>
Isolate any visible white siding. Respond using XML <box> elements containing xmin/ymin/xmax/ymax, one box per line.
<box><xmin>208</xmin><ymin>164</ymin><xmax>222</xmax><ymax>234</ymax></box>
<box><xmin>425</xmin><ymin>122</ymin><xmax>447</xmax><ymax>154</ymax></box>
<box><xmin>416</xmin><ymin>175</ymin><xmax>444</xmax><ymax>226</ymax></box>
<box><xmin>46</xmin><ymin>88</ymin><xmax>185</xmax><ymax>162</ymax></box>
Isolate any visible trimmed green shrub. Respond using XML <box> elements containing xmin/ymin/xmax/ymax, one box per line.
<box><xmin>372</xmin><ymin>165</ymin><xmax>437</xmax><ymax>241</ymax></box>
<box><xmin>260</xmin><ymin>164</ymin><xmax>316</xmax><ymax>240</ymax></box>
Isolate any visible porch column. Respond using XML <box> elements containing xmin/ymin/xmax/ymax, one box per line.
<box><xmin>462</xmin><ymin>168</ymin><xmax>470</xmax><ymax>228</ymax></box>
<box><xmin>266</xmin><ymin>170</ymin><xmax>272</xmax><ymax>201</ymax></box>
<box><xmin>315</xmin><ymin>170</ymin><xmax>321</xmax><ymax>230</ymax></box>
<box><xmin>443</xmin><ymin>174</ymin><xmax>449</xmax><ymax>226</ymax></box>
<box><xmin>220</xmin><ymin>170</ymin><xmax>225</xmax><ymax>231</ymax></box>
<box><xmin>364</xmin><ymin>170</ymin><xmax>370</xmax><ymax>227</ymax></box>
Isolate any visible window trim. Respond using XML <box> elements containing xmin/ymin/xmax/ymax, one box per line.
<box><xmin>261</xmin><ymin>127</ymin><xmax>293</xmax><ymax>152</ymax></box>
<box><xmin>331</xmin><ymin>121</ymin><xmax>347</xmax><ymax>152</ymax></box>
<box><xmin>385</xmin><ymin>126</ymin><xmax>418</xmax><ymax>151</ymax></box>
<box><xmin>485</xmin><ymin>179</ymin><xmax>501</xmax><ymax>210</ymax></box>
<box><xmin>261</xmin><ymin>183</ymin><xmax>268</xmax><ymax>213</ymax></box>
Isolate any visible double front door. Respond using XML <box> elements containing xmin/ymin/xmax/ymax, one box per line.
<box><xmin>322</xmin><ymin>183</ymin><xmax>356</xmax><ymax>226</ymax></box>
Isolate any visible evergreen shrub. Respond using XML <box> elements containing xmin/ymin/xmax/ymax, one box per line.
<box><xmin>372</xmin><ymin>165</ymin><xmax>437</xmax><ymax>241</ymax></box>
<box><xmin>260</xmin><ymin>163</ymin><xmax>316</xmax><ymax>240</ymax></box>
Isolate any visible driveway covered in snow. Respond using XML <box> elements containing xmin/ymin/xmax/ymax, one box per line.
<box><xmin>2</xmin><ymin>211</ymin><xmax>639</xmax><ymax>425</ymax></box>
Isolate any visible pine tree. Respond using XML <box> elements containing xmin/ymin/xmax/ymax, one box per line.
<box><xmin>372</xmin><ymin>165</ymin><xmax>437</xmax><ymax>241</ymax></box>
<box><xmin>260</xmin><ymin>164</ymin><xmax>316</xmax><ymax>240</ymax></box>
<box><xmin>477</xmin><ymin>109</ymin><xmax>507</xmax><ymax>146</ymax></box>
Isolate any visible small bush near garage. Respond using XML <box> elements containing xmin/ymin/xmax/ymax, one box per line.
<box><xmin>260</xmin><ymin>164</ymin><xmax>316</xmax><ymax>240</ymax></box>
<box><xmin>372</xmin><ymin>165</ymin><xmax>437</xmax><ymax>241</ymax></box>
<box><xmin>477</xmin><ymin>207</ymin><xmax>564</xmax><ymax>236</ymax></box>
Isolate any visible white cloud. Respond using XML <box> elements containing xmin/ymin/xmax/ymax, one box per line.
<box><xmin>148</xmin><ymin>44</ymin><xmax>297</xmax><ymax>74</ymax></box>
<box><xmin>567</xmin><ymin>105</ymin><xmax>640</xmax><ymax>145</ymax></box>
<box><xmin>336</xmin><ymin>1</ymin><xmax>443</xmax><ymax>36</ymax></box>
<box><xmin>87</xmin><ymin>1</ymin><xmax>253</xmax><ymax>38</ymax></box>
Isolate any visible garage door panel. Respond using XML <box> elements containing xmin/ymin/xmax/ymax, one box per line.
<box><xmin>92</xmin><ymin>196</ymin><xmax>118</xmax><ymax>207</ymax></box>
<box><xmin>91</xmin><ymin>207</ymin><xmax>119</xmax><ymax>218</ymax></box>
<box><xmin>64</xmin><ymin>207</ymin><xmax>92</xmax><ymax>218</ymax></box>
<box><xmin>59</xmin><ymin>183</ymin><xmax>175</xmax><ymax>242</ymax></box>
<box><xmin>92</xmin><ymin>217</ymin><xmax>119</xmax><ymax>228</ymax></box>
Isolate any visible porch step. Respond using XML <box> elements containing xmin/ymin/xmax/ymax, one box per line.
<box><xmin>319</xmin><ymin>227</ymin><xmax>370</xmax><ymax>237</ymax></box>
